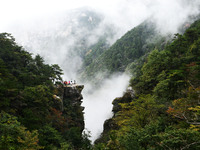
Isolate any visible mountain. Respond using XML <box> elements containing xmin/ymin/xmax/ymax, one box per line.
<box><xmin>93</xmin><ymin>18</ymin><xmax>200</xmax><ymax>149</ymax></box>
<box><xmin>13</xmin><ymin>7</ymin><xmax>117</xmax><ymax>80</ymax></box>
<box><xmin>79</xmin><ymin>14</ymin><xmax>200</xmax><ymax>84</ymax></box>
<box><xmin>2</xmin><ymin>6</ymin><xmax>200</xmax><ymax>149</ymax></box>
<box><xmin>79</xmin><ymin>20</ymin><xmax>171</xmax><ymax>83</ymax></box>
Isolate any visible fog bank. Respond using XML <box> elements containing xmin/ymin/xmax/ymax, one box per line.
<box><xmin>82</xmin><ymin>73</ymin><xmax>130</xmax><ymax>142</ymax></box>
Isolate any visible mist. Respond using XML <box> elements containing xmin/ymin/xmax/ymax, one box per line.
<box><xmin>82</xmin><ymin>73</ymin><xmax>130</xmax><ymax>142</ymax></box>
<box><xmin>1</xmin><ymin>0</ymin><xmax>200</xmax><ymax>142</ymax></box>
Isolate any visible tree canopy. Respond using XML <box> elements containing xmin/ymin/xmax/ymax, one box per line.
<box><xmin>0</xmin><ymin>33</ymin><xmax>90</xmax><ymax>149</ymax></box>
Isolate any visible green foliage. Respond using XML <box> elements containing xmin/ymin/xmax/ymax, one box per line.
<box><xmin>131</xmin><ymin>50</ymin><xmax>167</xmax><ymax>98</ymax></box>
<box><xmin>167</xmin><ymin>87</ymin><xmax>200</xmax><ymax>128</ymax></box>
<box><xmin>0</xmin><ymin>33</ymin><xmax>63</xmax><ymax>88</ymax></box>
<box><xmin>131</xmin><ymin>20</ymin><xmax>200</xmax><ymax>103</ymax></box>
<box><xmin>93</xmin><ymin>143</ymin><xmax>106</xmax><ymax>150</ymax></box>
<box><xmin>154</xmin><ymin>128</ymin><xmax>200</xmax><ymax>150</ymax></box>
<box><xmin>106</xmin><ymin>131</ymin><xmax>120</xmax><ymax>150</ymax></box>
<box><xmin>0</xmin><ymin>111</ymin><xmax>43</xmax><ymax>150</ymax></box>
<box><xmin>115</xmin><ymin>95</ymin><xmax>163</xmax><ymax>129</ymax></box>
<box><xmin>39</xmin><ymin>125</ymin><xmax>72</xmax><ymax>150</ymax></box>
<box><xmin>80</xmin><ymin>20</ymin><xmax>170</xmax><ymax>84</ymax></box>
<box><xmin>0</xmin><ymin>33</ymin><xmax>91</xmax><ymax>149</ymax></box>
<box><xmin>118</xmin><ymin>124</ymin><xmax>200</xmax><ymax>150</ymax></box>
<box><xmin>83</xmin><ymin>38</ymin><xmax>110</xmax><ymax>67</ymax></box>
<box><xmin>95</xmin><ymin>19</ymin><xmax>200</xmax><ymax>149</ymax></box>
<box><xmin>18</xmin><ymin>85</ymin><xmax>54</xmax><ymax>130</ymax></box>
<box><xmin>81</xmin><ymin>131</ymin><xmax>93</xmax><ymax>150</ymax></box>
<box><xmin>64</xmin><ymin>127</ymin><xmax>83</xmax><ymax>147</ymax></box>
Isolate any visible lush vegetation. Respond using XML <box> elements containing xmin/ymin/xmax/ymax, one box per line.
<box><xmin>0</xmin><ymin>33</ymin><xmax>91</xmax><ymax>149</ymax></box>
<box><xmin>94</xmin><ymin>19</ymin><xmax>200</xmax><ymax>149</ymax></box>
<box><xmin>80</xmin><ymin>20</ymin><xmax>170</xmax><ymax>83</ymax></box>
<box><xmin>1</xmin><ymin>16</ymin><xmax>200</xmax><ymax>149</ymax></box>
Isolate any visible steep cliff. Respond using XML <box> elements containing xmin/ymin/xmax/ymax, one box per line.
<box><xmin>51</xmin><ymin>84</ymin><xmax>87</xmax><ymax>148</ymax></box>
<box><xmin>62</xmin><ymin>85</ymin><xmax>85</xmax><ymax>132</ymax></box>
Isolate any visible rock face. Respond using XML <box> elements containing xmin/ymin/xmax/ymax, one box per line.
<box><xmin>62</xmin><ymin>85</ymin><xmax>85</xmax><ymax>132</ymax></box>
<box><xmin>64</xmin><ymin>85</ymin><xmax>84</xmax><ymax>106</ymax></box>
<box><xmin>112</xmin><ymin>88</ymin><xmax>135</xmax><ymax>115</ymax></box>
<box><xmin>95</xmin><ymin>88</ymin><xmax>135</xmax><ymax>144</ymax></box>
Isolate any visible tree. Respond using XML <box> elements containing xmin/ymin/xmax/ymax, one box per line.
<box><xmin>38</xmin><ymin>125</ymin><xmax>71</xmax><ymax>150</ymax></box>
<box><xmin>20</xmin><ymin>85</ymin><xmax>53</xmax><ymax>129</ymax></box>
<box><xmin>154</xmin><ymin>128</ymin><xmax>200</xmax><ymax>150</ymax></box>
<box><xmin>167</xmin><ymin>87</ymin><xmax>200</xmax><ymax>126</ymax></box>
<box><xmin>0</xmin><ymin>111</ymin><xmax>43</xmax><ymax>150</ymax></box>
<box><xmin>116</xmin><ymin>94</ymin><xmax>163</xmax><ymax>129</ymax></box>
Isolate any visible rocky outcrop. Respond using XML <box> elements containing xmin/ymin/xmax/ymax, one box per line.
<box><xmin>62</xmin><ymin>85</ymin><xmax>85</xmax><ymax>132</ymax></box>
<box><xmin>63</xmin><ymin>85</ymin><xmax>84</xmax><ymax>106</ymax></box>
<box><xmin>95</xmin><ymin>87</ymin><xmax>135</xmax><ymax>144</ymax></box>
<box><xmin>52</xmin><ymin>84</ymin><xmax>85</xmax><ymax>133</ymax></box>
<box><xmin>112</xmin><ymin>88</ymin><xmax>135</xmax><ymax>114</ymax></box>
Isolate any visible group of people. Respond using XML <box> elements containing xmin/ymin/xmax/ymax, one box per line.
<box><xmin>63</xmin><ymin>80</ymin><xmax>76</xmax><ymax>86</ymax></box>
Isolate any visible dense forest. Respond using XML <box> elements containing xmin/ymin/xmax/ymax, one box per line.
<box><xmin>93</xmin><ymin>19</ymin><xmax>200</xmax><ymax>149</ymax></box>
<box><xmin>1</xmin><ymin>16</ymin><xmax>200</xmax><ymax>150</ymax></box>
<box><xmin>0</xmin><ymin>33</ymin><xmax>91</xmax><ymax>150</ymax></box>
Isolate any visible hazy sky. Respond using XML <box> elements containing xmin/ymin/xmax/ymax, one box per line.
<box><xmin>1</xmin><ymin>0</ymin><xmax>200</xmax><ymax>34</ymax></box>
<box><xmin>0</xmin><ymin>0</ymin><xmax>121</xmax><ymax>31</ymax></box>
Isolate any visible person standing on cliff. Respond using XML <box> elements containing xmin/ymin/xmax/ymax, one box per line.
<box><xmin>64</xmin><ymin>81</ymin><xmax>68</xmax><ymax>86</ymax></box>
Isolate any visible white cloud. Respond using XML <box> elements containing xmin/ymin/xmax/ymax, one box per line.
<box><xmin>82</xmin><ymin>73</ymin><xmax>130</xmax><ymax>142</ymax></box>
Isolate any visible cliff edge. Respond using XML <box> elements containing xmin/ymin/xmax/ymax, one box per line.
<box><xmin>63</xmin><ymin>85</ymin><xmax>85</xmax><ymax>132</ymax></box>
<box><xmin>54</xmin><ymin>84</ymin><xmax>85</xmax><ymax>134</ymax></box>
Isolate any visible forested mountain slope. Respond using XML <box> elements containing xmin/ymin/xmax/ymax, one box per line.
<box><xmin>94</xmin><ymin>19</ymin><xmax>200</xmax><ymax>149</ymax></box>
<box><xmin>80</xmin><ymin>20</ymin><xmax>170</xmax><ymax>82</ymax></box>
<box><xmin>0</xmin><ymin>33</ymin><xmax>91</xmax><ymax>150</ymax></box>
<box><xmin>1</xmin><ymin>14</ymin><xmax>200</xmax><ymax>150</ymax></box>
